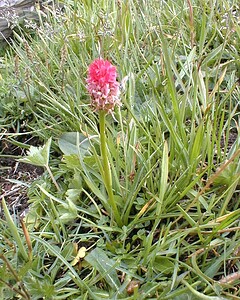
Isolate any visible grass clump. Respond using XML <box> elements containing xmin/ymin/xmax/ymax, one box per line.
<box><xmin>0</xmin><ymin>0</ymin><xmax>240</xmax><ymax>299</ymax></box>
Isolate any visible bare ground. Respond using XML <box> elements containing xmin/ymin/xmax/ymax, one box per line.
<box><xmin>0</xmin><ymin>138</ymin><xmax>43</xmax><ymax>217</ymax></box>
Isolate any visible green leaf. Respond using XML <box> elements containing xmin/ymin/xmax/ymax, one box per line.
<box><xmin>189</xmin><ymin>122</ymin><xmax>204</xmax><ymax>169</ymax></box>
<box><xmin>154</xmin><ymin>256</ymin><xmax>175</xmax><ymax>274</ymax></box>
<box><xmin>172</xmin><ymin>292</ymin><xmax>199</xmax><ymax>300</ymax></box>
<box><xmin>58</xmin><ymin>132</ymin><xmax>91</xmax><ymax>156</ymax></box>
<box><xmin>82</xmin><ymin>174</ymin><xmax>107</xmax><ymax>205</ymax></box>
<box><xmin>85</xmin><ymin>248</ymin><xmax>120</xmax><ymax>290</ymax></box>
<box><xmin>213</xmin><ymin>164</ymin><xmax>240</xmax><ymax>188</ymax></box>
<box><xmin>19</xmin><ymin>137</ymin><xmax>52</xmax><ymax>167</ymax></box>
<box><xmin>62</xmin><ymin>154</ymin><xmax>81</xmax><ymax>170</ymax></box>
<box><xmin>182</xmin><ymin>280</ymin><xmax>226</xmax><ymax>300</ymax></box>
<box><xmin>157</xmin><ymin>140</ymin><xmax>169</xmax><ymax>214</ymax></box>
<box><xmin>1</xmin><ymin>197</ymin><xmax>28</xmax><ymax>261</ymax></box>
<box><xmin>56</xmin><ymin>189</ymin><xmax>81</xmax><ymax>224</ymax></box>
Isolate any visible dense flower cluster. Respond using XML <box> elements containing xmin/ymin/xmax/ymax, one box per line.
<box><xmin>86</xmin><ymin>58</ymin><xmax>120</xmax><ymax>113</ymax></box>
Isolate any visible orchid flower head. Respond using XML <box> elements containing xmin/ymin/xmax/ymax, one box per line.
<box><xmin>87</xmin><ymin>58</ymin><xmax>121</xmax><ymax>113</ymax></box>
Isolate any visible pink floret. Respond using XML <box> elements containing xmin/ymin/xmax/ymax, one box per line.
<box><xmin>87</xmin><ymin>59</ymin><xmax>121</xmax><ymax>113</ymax></box>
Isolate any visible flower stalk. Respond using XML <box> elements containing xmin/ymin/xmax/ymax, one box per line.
<box><xmin>99</xmin><ymin>110</ymin><xmax>123</xmax><ymax>227</ymax></box>
<box><xmin>87</xmin><ymin>58</ymin><xmax>123</xmax><ymax>227</ymax></box>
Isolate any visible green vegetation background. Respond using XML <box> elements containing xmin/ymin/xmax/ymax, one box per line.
<box><xmin>0</xmin><ymin>0</ymin><xmax>239</xmax><ymax>299</ymax></box>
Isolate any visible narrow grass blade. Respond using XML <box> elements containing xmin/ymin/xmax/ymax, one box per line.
<box><xmin>182</xmin><ymin>280</ymin><xmax>225</xmax><ymax>300</ymax></box>
<box><xmin>157</xmin><ymin>140</ymin><xmax>169</xmax><ymax>215</ymax></box>
<box><xmin>2</xmin><ymin>197</ymin><xmax>28</xmax><ymax>262</ymax></box>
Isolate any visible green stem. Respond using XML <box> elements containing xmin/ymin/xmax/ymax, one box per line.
<box><xmin>45</xmin><ymin>164</ymin><xmax>61</xmax><ymax>192</ymax></box>
<box><xmin>99</xmin><ymin>111</ymin><xmax>123</xmax><ymax>227</ymax></box>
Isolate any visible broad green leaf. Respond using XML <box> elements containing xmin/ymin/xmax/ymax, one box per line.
<box><xmin>85</xmin><ymin>248</ymin><xmax>120</xmax><ymax>290</ymax></box>
<box><xmin>154</xmin><ymin>256</ymin><xmax>174</xmax><ymax>274</ymax></box>
<box><xmin>58</xmin><ymin>189</ymin><xmax>81</xmax><ymax>223</ymax></box>
<box><xmin>62</xmin><ymin>154</ymin><xmax>81</xmax><ymax>169</ymax></box>
<box><xmin>58</xmin><ymin>132</ymin><xmax>90</xmax><ymax>156</ymax></box>
<box><xmin>66</xmin><ymin>189</ymin><xmax>82</xmax><ymax>204</ymax></box>
<box><xmin>19</xmin><ymin>137</ymin><xmax>52</xmax><ymax>167</ymax></box>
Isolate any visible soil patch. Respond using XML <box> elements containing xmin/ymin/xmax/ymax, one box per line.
<box><xmin>0</xmin><ymin>135</ymin><xmax>44</xmax><ymax>217</ymax></box>
<box><xmin>0</xmin><ymin>157</ymin><xmax>43</xmax><ymax>217</ymax></box>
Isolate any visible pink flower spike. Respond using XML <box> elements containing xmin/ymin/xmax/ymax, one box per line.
<box><xmin>87</xmin><ymin>58</ymin><xmax>121</xmax><ymax>113</ymax></box>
